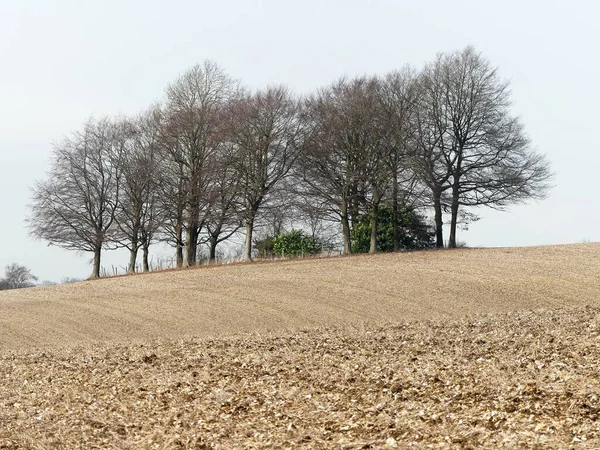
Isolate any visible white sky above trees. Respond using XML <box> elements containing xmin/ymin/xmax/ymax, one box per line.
<box><xmin>1</xmin><ymin>0</ymin><xmax>598</xmax><ymax>282</ymax></box>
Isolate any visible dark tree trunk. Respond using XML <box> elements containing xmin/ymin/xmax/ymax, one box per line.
<box><xmin>142</xmin><ymin>242</ymin><xmax>150</xmax><ymax>272</ymax></box>
<box><xmin>208</xmin><ymin>223</ymin><xmax>222</xmax><ymax>263</ymax></box>
<box><xmin>91</xmin><ymin>245</ymin><xmax>102</xmax><ymax>279</ymax></box>
<box><xmin>433</xmin><ymin>190</ymin><xmax>444</xmax><ymax>248</ymax></box>
<box><xmin>184</xmin><ymin>202</ymin><xmax>200</xmax><ymax>267</ymax></box>
<box><xmin>448</xmin><ymin>184</ymin><xmax>460</xmax><ymax>249</ymax></box>
<box><xmin>209</xmin><ymin>237</ymin><xmax>218</xmax><ymax>263</ymax></box>
<box><xmin>341</xmin><ymin>196</ymin><xmax>352</xmax><ymax>255</ymax></box>
<box><xmin>176</xmin><ymin>245</ymin><xmax>184</xmax><ymax>268</ymax></box>
<box><xmin>175</xmin><ymin>223</ymin><xmax>184</xmax><ymax>268</ymax></box>
<box><xmin>185</xmin><ymin>222</ymin><xmax>199</xmax><ymax>267</ymax></box>
<box><xmin>243</xmin><ymin>212</ymin><xmax>255</xmax><ymax>261</ymax></box>
<box><xmin>128</xmin><ymin>225</ymin><xmax>139</xmax><ymax>273</ymax></box>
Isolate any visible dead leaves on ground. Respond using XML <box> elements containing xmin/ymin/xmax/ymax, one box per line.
<box><xmin>1</xmin><ymin>306</ymin><xmax>600</xmax><ymax>448</ymax></box>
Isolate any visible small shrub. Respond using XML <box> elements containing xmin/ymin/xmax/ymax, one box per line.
<box><xmin>272</xmin><ymin>230</ymin><xmax>322</xmax><ymax>258</ymax></box>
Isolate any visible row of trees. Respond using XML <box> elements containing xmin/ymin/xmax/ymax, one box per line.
<box><xmin>29</xmin><ymin>47</ymin><xmax>552</xmax><ymax>278</ymax></box>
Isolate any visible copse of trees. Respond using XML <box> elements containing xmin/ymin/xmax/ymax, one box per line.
<box><xmin>28</xmin><ymin>47</ymin><xmax>553</xmax><ymax>278</ymax></box>
<box><xmin>0</xmin><ymin>264</ymin><xmax>38</xmax><ymax>290</ymax></box>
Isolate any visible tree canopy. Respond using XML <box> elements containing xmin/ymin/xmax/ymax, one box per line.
<box><xmin>28</xmin><ymin>48</ymin><xmax>552</xmax><ymax>276</ymax></box>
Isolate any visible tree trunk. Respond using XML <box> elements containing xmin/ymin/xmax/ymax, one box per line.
<box><xmin>142</xmin><ymin>243</ymin><xmax>150</xmax><ymax>272</ymax></box>
<box><xmin>392</xmin><ymin>179</ymin><xmax>399</xmax><ymax>252</ymax></box>
<box><xmin>185</xmin><ymin>228</ymin><xmax>199</xmax><ymax>267</ymax></box>
<box><xmin>243</xmin><ymin>213</ymin><xmax>255</xmax><ymax>261</ymax></box>
<box><xmin>175</xmin><ymin>223</ymin><xmax>184</xmax><ymax>268</ymax></box>
<box><xmin>128</xmin><ymin>242</ymin><xmax>138</xmax><ymax>274</ymax></box>
<box><xmin>208</xmin><ymin>222</ymin><xmax>223</xmax><ymax>264</ymax></box>
<box><xmin>209</xmin><ymin>236</ymin><xmax>218</xmax><ymax>263</ymax></box>
<box><xmin>341</xmin><ymin>196</ymin><xmax>352</xmax><ymax>255</ymax></box>
<box><xmin>184</xmin><ymin>218</ymin><xmax>199</xmax><ymax>268</ymax></box>
<box><xmin>176</xmin><ymin>245</ymin><xmax>184</xmax><ymax>268</ymax></box>
<box><xmin>369</xmin><ymin>202</ymin><xmax>378</xmax><ymax>254</ymax></box>
<box><xmin>91</xmin><ymin>245</ymin><xmax>102</xmax><ymax>279</ymax></box>
<box><xmin>433</xmin><ymin>190</ymin><xmax>444</xmax><ymax>248</ymax></box>
<box><xmin>448</xmin><ymin>185</ymin><xmax>460</xmax><ymax>249</ymax></box>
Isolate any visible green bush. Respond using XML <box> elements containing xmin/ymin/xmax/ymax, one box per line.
<box><xmin>272</xmin><ymin>230</ymin><xmax>323</xmax><ymax>258</ymax></box>
<box><xmin>351</xmin><ymin>204</ymin><xmax>434</xmax><ymax>253</ymax></box>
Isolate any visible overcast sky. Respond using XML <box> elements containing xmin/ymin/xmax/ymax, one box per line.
<box><xmin>1</xmin><ymin>0</ymin><xmax>598</xmax><ymax>282</ymax></box>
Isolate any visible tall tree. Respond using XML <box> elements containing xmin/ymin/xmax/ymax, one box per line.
<box><xmin>163</xmin><ymin>61</ymin><xmax>240</xmax><ymax>266</ymax></box>
<box><xmin>157</xmin><ymin>135</ymin><xmax>188</xmax><ymax>268</ymax></box>
<box><xmin>203</xmin><ymin>143</ymin><xmax>243</xmax><ymax>263</ymax></box>
<box><xmin>357</xmin><ymin>76</ymin><xmax>394</xmax><ymax>254</ymax></box>
<box><xmin>412</xmin><ymin>64</ymin><xmax>453</xmax><ymax>248</ymax></box>
<box><xmin>301</xmin><ymin>77</ymin><xmax>383</xmax><ymax>254</ymax></box>
<box><xmin>380</xmin><ymin>67</ymin><xmax>423</xmax><ymax>251</ymax></box>
<box><xmin>415</xmin><ymin>47</ymin><xmax>552</xmax><ymax>247</ymax></box>
<box><xmin>225</xmin><ymin>86</ymin><xmax>303</xmax><ymax>261</ymax></box>
<box><xmin>29</xmin><ymin>118</ymin><xmax>124</xmax><ymax>278</ymax></box>
<box><xmin>138</xmin><ymin>110</ymin><xmax>168</xmax><ymax>272</ymax></box>
<box><xmin>114</xmin><ymin>109</ymin><xmax>165</xmax><ymax>273</ymax></box>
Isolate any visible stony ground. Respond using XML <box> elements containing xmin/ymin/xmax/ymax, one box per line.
<box><xmin>1</xmin><ymin>306</ymin><xmax>599</xmax><ymax>449</ymax></box>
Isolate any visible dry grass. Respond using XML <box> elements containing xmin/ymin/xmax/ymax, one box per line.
<box><xmin>1</xmin><ymin>244</ymin><xmax>600</xmax><ymax>448</ymax></box>
<box><xmin>1</xmin><ymin>244</ymin><xmax>600</xmax><ymax>349</ymax></box>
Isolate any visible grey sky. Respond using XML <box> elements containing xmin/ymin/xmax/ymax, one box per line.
<box><xmin>1</xmin><ymin>0</ymin><xmax>598</xmax><ymax>282</ymax></box>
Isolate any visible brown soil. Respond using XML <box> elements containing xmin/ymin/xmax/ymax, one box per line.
<box><xmin>1</xmin><ymin>244</ymin><xmax>600</xmax><ymax>448</ymax></box>
<box><xmin>1</xmin><ymin>307</ymin><xmax>599</xmax><ymax>448</ymax></box>
<box><xmin>1</xmin><ymin>244</ymin><xmax>599</xmax><ymax>350</ymax></box>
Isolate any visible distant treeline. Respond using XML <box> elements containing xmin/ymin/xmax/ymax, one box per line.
<box><xmin>28</xmin><ymin>47</ymin><xmax>552</xmax><ymax>278</ymax></box>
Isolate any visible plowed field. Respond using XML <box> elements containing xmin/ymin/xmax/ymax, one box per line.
<box><xmin>1</xmin><ymin>244</ymin><xmax>599</xmax><ymax>349</ymax></box>
<box><xmin>1</xmin><ymin>244</ymin><xmax>599</xmax><ymax>448</ymax></box>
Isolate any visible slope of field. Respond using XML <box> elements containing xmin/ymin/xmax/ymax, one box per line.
<box><xmin>1</xmin><ymin>243</ymin><xmax>600</xmax><ymax>349</ymax></box>
<box><xmin>1</xmin><ymin>244</ymin><xmax>600</xmax><ymax>448</ymax></box>
<box><xmin>1</xmin><ymin>307</ymin><xmax>599</xmax><ymax>448</ymax></box>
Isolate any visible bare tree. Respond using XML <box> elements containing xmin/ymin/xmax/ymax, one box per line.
<box><xmin>203</xmin><ymin>144</ymin><xmax>243</xmax><ymax>262</ymax></box>
<box><xmin>225</xmin><ymin>86</ymin><xmax>303</xmax><ymax>261</ymax></box>
<box><xmin>163</xmin><ymin>61</ymin><xmax>240</xmax><ymax>267</ymax></box>
<box><xmin>114</xmin><ymin>109</ymin><xmax>165</xmax><ymax>272</ymax></box>
<box><xmin>28</xmin><ymin>118</ymin><xmax>124</xmax><ymax>278</ymax></box>
<box><xmin>412</xmin><ymin>64</ymin><xmax>454</xmax><ymax>248</ymax></box>
<box><xmin>301</xmin><ymin>77</ymin><xmax>386</xmax><ymax>254</ymax></box>
<box><xmin>380</xmin><ymin>67</ymin><xmax>424</xmax><ymax>251</ymax></box>
<box><xmin>61</xmin><ymin>277</ymin><xmax>82</xmax><ymax>284</ymax></box>
<box><xmin>289</xmin><ymin>190</ymin><xmax>341</xmax><ymax>253</ymax></box>
<box><xmin>357</xmin><ymin>77</ymin><xmax>394</xmax><ymax>254</ymax></box>
<box><xmin>119</xmin><ymin>110</ymin><xmax>166</xmax><ymax>272</ymax></box>
<box><xmin>415</xmin><ymin>47</ymin><xmax>552</xmax><ymax>247</ymax></box>
<box><xmin>0</xmin><ymin>263</ymin><xmax>38</xmax><ymax>290</ymax></box>
<box><xmin>157</xmin><ymin>137</ymin><xmax>188</xmax><ymax>268</ymax></box>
